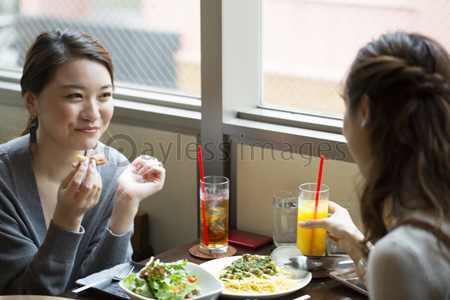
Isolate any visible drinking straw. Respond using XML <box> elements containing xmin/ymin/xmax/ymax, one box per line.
<box><xmin>309</xmin><ymin>155</ymin><xmax>325</xmax><ymax>255</ymax></box>
<box><xmin>197</xmin><ymin>145</ymin><xmax>209</xmax><ymax>246</ymax></box>
<box><xmin>313</xmin><ymin>155</ymin><xmax>325</xmax><ymax>219</ymax></box>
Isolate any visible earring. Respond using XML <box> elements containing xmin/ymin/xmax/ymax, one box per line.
<box><xmin>360</xmin><ymin>119</ymin><xmax>367</xmax><ymax>129</ymax></box>
<box><xmin>29</xmin><ymin>116</ymin><xmax>38</xmax><ymax>153</ymax></box>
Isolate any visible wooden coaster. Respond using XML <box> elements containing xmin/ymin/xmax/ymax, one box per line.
<box><xmin>189</xmin><ymin>244</ymin><xmax>237</xmax><ymax>260</ymax></box>
<box><xmin>312</xmin><ymin>269</ymin><xmax>330</xmax><ymax>279</ymax></box>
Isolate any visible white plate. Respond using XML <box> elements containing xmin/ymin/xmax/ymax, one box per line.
<box><xmin>119</xmin><ymin>262</ymin><xmax>224</xmax><ymax>300</ymax></box>
<box><xmin>200</xmin><ymin>256</ymin><xmax>312</xmax><ymax>300</ymax></box>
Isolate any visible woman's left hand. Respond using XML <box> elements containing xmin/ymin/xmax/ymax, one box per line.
<box><xmin>115</xmin><ymin>155</ymin><xmax>166</xmax><ymax>205</ymax></box>
<box><xmin>110</xmin><ymin>155</ymin><xmax>165</xmax><ymax>234</ymax></box>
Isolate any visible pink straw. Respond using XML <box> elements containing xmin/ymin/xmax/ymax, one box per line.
<box><xmin>309</xmin><ymin>155</ymin><xmax>325</xmax><ymax>255</ymax></box>
<box><xmin>197</xmin><ymin>145</ymin><xmax>209</xmax><ymax>246</ymax></box>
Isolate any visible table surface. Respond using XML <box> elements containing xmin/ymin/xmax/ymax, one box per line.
<box><xmin>59</xmin><ymin>240</ymin><xmax>368</xmax><ymax>300</ymax></box>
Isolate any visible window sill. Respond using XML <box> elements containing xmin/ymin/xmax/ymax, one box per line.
<box><xmin>239</xmin><ymin>107</ymin><xmax>343</xmax><ymax>134</ymax></box>
<box><xmin>224</xmin><ymin>117</ymin><xmax>352</xmax><ymax>163</ymax></box>
<box><xmin>112</xmin><ymin>98</ymin><xmax>201</xmax><ymax>135</ymax></box>
<box><xmin>0</xmin><ymin>76</ymin><xmax>351</xmax><ymax>162</ymax></box>
<box><xmin>300</xmin><ymin>0</ymin><xmax>417</xmax><ymax>9</ymax></box>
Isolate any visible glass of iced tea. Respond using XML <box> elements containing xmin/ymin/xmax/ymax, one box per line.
<box><xmin>297</xmin><ymin>183</ymin><xmax>329</xmax><ymax>256</ymax></box>
<box><xmin>199</xmin><ymin>176</ymin><xmax>229</xmax><ymax>254</ymax></box>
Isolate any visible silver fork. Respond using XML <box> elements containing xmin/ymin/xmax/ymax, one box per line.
<box><xmin>72</xmin><ymin>264</ymin><xmax>135</xmax><ymax>294</ymax></box>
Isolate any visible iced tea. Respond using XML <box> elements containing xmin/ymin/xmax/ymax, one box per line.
<box><xmin>200</xmin><ymin>197</ymin><xmax>229</xmax><ymax>248</ymax></box>
<box><xmin>199</xmin><ymin>176</ymin><xmax>229</xmax><ymax>254</ymax></box>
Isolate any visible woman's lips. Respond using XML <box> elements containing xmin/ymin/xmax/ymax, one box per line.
<box><xmin>76</xmin><ymin>127</ymin><xmax>100</xmax><ymax>134</ymax></box>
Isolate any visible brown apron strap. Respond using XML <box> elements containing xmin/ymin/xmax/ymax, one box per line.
<box><xmin>398</xmin><ymin>219</ymin><xmax>450</xmax><ymax>248</ymax></box>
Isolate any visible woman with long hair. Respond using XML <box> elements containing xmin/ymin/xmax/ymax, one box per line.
<box><xmin>0</xmin><ymin>29</ymin><xmax>165</xmax><ymax>295</ymax></box>
<box><xmin>299</xmin><ymin>32</ymin><xmax>450</xmax><ymax>299</ymax></box>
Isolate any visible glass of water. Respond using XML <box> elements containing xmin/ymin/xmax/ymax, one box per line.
<box><xmin>272</xmin><ymin>190</ymin><xmax>298</xmax><ymax>247</ymax></box>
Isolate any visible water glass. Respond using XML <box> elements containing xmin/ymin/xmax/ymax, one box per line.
<box><xmin>272</xmin><ymin>191</ymin><xmax>298</xmax><ymax>247</ymax></box>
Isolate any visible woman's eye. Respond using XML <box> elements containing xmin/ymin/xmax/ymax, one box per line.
<box><xmin>101</xmin><ymin>92</ymin><xmax>112</xmax><ymax>98</ymax></box>
<box><xmin>99</xmin><ymin>92</ymin><xmax>113</xmax><ymax>101</ymax></box>
<box><xmin>67</xmin><ymin>93</ymin><xmax>83</xmax><ymax>99</ymax></box>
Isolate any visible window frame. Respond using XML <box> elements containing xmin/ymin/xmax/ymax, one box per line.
<box><xmin>0</xmin><ymin>0</ymin><xmax>353</xmax><ymax>229</ymax></box>
<box><xmin>220</xmin><ymin>0</ymin><xmax>351</xmax><ymax>156</ymax></box>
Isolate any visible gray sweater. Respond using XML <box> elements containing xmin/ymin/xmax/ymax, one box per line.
<box><xmin>0</xmin><ymin>135</ymin><xmax>133</xmax><ymax>295</ymax></box>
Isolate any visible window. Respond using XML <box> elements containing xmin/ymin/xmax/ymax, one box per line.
<box><xmin>0</xmin><ymin>0</ymin><xmax>201</xmax><ymax>97</ymax></box>
<box><xmin>1</xmin><ymin>0</ymin><xmax>449</xmax><ymax>152</ymax></box>
<box><xmin>262</xmin><ymin>0</ymin><xmax>450</xmax><ymax>118</ymax></box>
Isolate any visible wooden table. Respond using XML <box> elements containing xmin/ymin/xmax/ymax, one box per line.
<box><xmin>60</xmin><ymin>240</ymin><xmax>367</xmax><ymax>300</ymax></box>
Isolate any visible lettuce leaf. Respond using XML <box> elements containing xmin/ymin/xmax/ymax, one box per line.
<box><xmin>122</xmin><ymin>258</ymin><xmax>199</xmax><ymax>300</ymax></box>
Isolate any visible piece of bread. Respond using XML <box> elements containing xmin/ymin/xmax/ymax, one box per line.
<box><xmin>72</xmin><ymin>153</ymin><xmax>107</xmax><ymax>168</ymax></box>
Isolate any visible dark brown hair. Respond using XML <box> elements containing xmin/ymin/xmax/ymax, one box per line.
<box><xmin>344</xmin><ymin>32</ymin><xmax>450</xmax><ymax>243</ymax></box>
<box><xmin>21</xmin><ymin>28</ymin><xmax>114</xmax><ymax>135</ymax></box>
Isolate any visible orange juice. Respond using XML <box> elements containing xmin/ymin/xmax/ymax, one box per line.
<box><xmin>297</xmin><ymin>200</ymin><xmax>328</xmax><ymax>255</ymax></box>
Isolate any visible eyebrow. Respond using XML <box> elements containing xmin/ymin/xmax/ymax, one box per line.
<box><xmin>62</xmin><ymin>84</ymin><xmax>113</xmax><ymax>90</ymax></box>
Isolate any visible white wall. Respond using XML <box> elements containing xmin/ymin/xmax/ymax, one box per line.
<box><xmin>236</xmin><ymin>144</ymin><xmax>363</xmax><ymax>236</ymax></box>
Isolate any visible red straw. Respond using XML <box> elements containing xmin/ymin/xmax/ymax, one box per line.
<box><xmin>197</xmin><ymin>145</ymin><xmax>209</xmax><ymax>246</ymax></box>
<box><xmin>309</xmin><ymin>155</ymin><xmax>325</xmax><ymax>255</ymax></box>
<box><xmin>313</xmin><ymin>155</ymin><xmax>325</xmax><ymax>219</ymax></box>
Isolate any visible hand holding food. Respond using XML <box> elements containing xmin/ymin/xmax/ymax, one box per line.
<box><xmin>54</xmin><ymin>158</ymin><xmax>103</xmax><ymax>231</ymax></box>
<box><xmin>72</xmin><ymin>153</ymin><xmax>107</xmax><ymax>168</ymax></box>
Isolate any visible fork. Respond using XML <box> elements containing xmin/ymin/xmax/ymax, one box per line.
<box><xmin>72</xmin><ymin>264</ymin><xmax>135</xmax><ymax>294</ymax></box>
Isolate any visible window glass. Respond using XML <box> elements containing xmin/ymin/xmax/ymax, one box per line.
<box><xmin>0</xmin><ymin>0</ymin><xmax>201</xmax><ymax>96</ymax></box>
<box><xmin>262</xmin><ymin>0</ymin><xmax>450</xmax><ymax>117</ymax></box>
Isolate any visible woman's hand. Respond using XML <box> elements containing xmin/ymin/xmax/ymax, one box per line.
<box><xmin>110</xmin><ymin>155</ymin><xmax>166</xmax><ymax>234</ymax></box>
<box><xmin>54</xmin><ymin>159</ymin><xmax>103</xmax><ymax>231</ymax></box>
<box><xmin>298</xmin><ymin>201</ymin><xmax>365</xmax><ymax>261</ymax></box>
<box><xmin>115</xmin><ymin>155</ymin><xmax>165</xmax><ymax>205</ymax></box>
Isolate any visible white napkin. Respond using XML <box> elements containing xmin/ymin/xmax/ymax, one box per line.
<box><xmin>75</xmin><ymin>262</ymin><xmax>142</xmax><ymax>299</ymax></box>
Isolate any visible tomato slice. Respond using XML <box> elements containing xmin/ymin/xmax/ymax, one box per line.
<box><xmin>173</xmin><ymin>284</ymin><xmax>183</xmax><ymax>293</ymax></box>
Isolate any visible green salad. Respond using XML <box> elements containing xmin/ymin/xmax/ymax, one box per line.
<box><xmin>123</xmin><ymin>257</ymin><xmax>200</xmax><ymax>300</ymax></box>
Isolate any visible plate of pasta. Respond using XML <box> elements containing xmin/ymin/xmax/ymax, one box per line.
<box><xmin>200</xmin><ymin>254</ymin><xmax>312</xmax><ymax>299</ymax></box>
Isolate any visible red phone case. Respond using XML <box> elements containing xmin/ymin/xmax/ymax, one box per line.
<box><xmin>228</xmin><ymin>229</ymin><xmax>273</xmax><ymax>250</ymax></box>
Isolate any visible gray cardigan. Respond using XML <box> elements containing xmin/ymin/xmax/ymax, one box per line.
<box><xmin>0</xmin><ymin>135</ymin><xmax>133</xmax><ymax>295</ymax></box>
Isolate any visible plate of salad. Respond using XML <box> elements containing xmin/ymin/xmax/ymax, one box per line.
<box><xmin>120</xmin><ymin>257</ymin><xmax>224</xmax><ymax>300</ymax></box>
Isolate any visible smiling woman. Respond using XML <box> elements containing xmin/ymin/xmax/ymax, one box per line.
<box><xmin>24</xmin><ymin>58</ymin><xmax>114</xmax><ymax>152</ymax></box>
<box><xmin>0</xmin><ymin>29</ymin><xmax>166</xmax><ymax>295</ymax></box>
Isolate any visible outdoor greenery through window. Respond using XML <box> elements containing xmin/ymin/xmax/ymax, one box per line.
<box><xmin>0</xmin><ymin>0</ymin><xmax>201</xmax><ymax>97</ymax></box>
<box><xmin>262</xmin><ymin>0</ymin><xmax>450</xmax><ymax>118</ymax></box>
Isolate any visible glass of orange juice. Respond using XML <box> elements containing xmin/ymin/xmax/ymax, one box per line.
<box><xmin>297</xmin><ymin>183</ymin><xmax>329</xmax><ymax>255</ymax></box>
